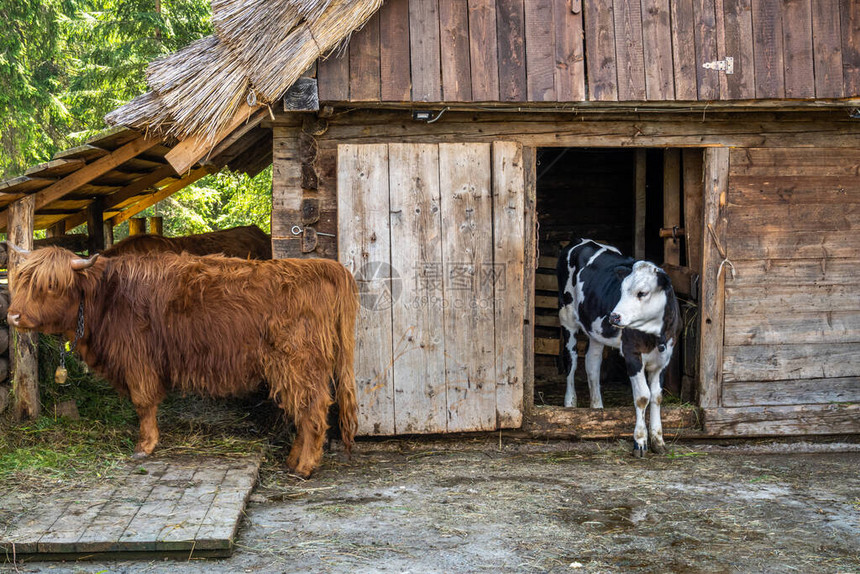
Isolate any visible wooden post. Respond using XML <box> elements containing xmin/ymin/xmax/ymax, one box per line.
<box><xmin>634</xmin><ymin>149</ymin><xmax>647</xmax><ymax>260</ymax></box>
<box><xmin>522</xmin><ymin>146</ymin><xmax>537</xmax><ymax>420</ymax></box>
<box><xmin>662</xmin><ymin>149</ymin><xmax>682</xmax><ymax>265</ymax></box>
<box><xmin>103</xmin><ymin>221</ymin><xmax>114</xmax><ymax>248</ymax></box>
<box><xmin>128</xmin><ymin>217</ymin><xmax>147</xmax><ymax>236</ymax></box>
<box><xmin>86</xmin><ymin>197</ymin><xmax>105</xmax><ymax>254</ymax></box>
<box><xmin>682</xmin><ymin>149</ymin><xmax>705</xmax><ymax>277</ymax></box>
<box><xmin>662</xmin><ymin>149</ymin><xmax>683</xmax><ymax>396</ymax></box>
<box><xmin>148</xmin><ymin>216</ymin><xmax>163</xmax><ymax>236</ymax></box>
<box><xmin>698</xmin><ymin>147</ymin><xmax>730</xmax><ymax>409</ymax></box>
<box><xmin>8</xmin><ymin>196</ymin><xmax>39</xmax><ymax>420</ymax></box>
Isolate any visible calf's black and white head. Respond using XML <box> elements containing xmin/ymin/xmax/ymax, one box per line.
<box><xmin>609</xmin><ymin>261</ymin><xmax>674</xmax><ymax>336</ymax></box>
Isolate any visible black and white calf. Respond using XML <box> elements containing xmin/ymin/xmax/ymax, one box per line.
<box><xmin>557</xmin><ymin>238</ymin><xmax>680</xmax><ymax>456</ymax></box>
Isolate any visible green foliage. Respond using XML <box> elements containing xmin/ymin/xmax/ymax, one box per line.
<box><xmin>1</xmin><ymin>0</ymin><xmax>271</xmax><ymax>236</ymax></box>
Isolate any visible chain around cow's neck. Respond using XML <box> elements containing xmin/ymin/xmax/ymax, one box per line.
<box><xmin>59</xmin><ymin>301</ymin><xmax>85</xmax><ymax>370</ymax></box>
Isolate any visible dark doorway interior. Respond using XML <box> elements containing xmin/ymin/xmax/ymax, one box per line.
<box><xmin>533</xmin><ymin>147</ymin><xmax>697</xmax><ymax>408</ymax></box>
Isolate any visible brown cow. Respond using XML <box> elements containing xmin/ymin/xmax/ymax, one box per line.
<box><xmin>102</xmin><ymin>225</ymin><xmax>272</xmax><ymax>259</ymax></box>
<box><xmin>7</xmin><ymin>246</ymin><xmax>358</xmax><ymax>477</ymax></box>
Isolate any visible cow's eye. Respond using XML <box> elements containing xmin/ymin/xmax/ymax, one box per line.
<box><xmin>637</xmin><ymin>291</ymin><xmax>647</xmax><ymax>299</ymax></box>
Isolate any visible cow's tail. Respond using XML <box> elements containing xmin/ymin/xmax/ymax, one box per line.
<box><xmin>334</xmin><ymin>267</ymin><xmax>360</xmax><ymax>457</ymax></box>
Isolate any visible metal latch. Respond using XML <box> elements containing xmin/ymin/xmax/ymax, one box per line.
<box><xmin>702</xmin><ymin>57</ymin><xmax>733</xmax><ymax>74</ymax></box>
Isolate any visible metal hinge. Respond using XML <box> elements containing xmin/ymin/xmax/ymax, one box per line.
<box><xmin>702</xmin><ymin>57</ymin><xmax>734</xmax><ymax>74</ymax></box>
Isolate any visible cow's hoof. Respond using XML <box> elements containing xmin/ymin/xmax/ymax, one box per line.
<box><xmin>131</xmin><ymin>451</ymin><xmax>148</xmax><ymax>460</ymax></box>
<box><xmin>632</xmin><ymin>443</ymin><xmax>646</xmax><ymax>458</ymax></box>
<box><xmin>650</xmin><ymin>441</ymin><xmax>666</xmax><ymax>455</ymax></box>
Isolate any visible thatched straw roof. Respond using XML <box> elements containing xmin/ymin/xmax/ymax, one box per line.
<box><xmin>106</xmin><ymin>0</ymin><xmax>382</xmax><ymax>142</ymax></box>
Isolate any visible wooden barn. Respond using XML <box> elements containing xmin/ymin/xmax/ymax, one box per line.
<box><xmin>1</xmin><ymin>0</ymin><xmax>859</xmax><ymax>439</ymax></box>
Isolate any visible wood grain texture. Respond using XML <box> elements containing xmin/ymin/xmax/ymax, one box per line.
<box><xmin>723</xmin><ymin>343</ymin><xmax>860</xmax><ymax>381</ymax></box>
<box><xmin>522</xmin><ymin>146</ymin><xmax>537</xmax><ymax>418</ymax></box>
<box><xmin>380</xmin><ymin>0</ymin><xmax>412</xmax><ymax>101</ymax></box>
<box><xmin>337</xmin><ymin>144</ymin><xmax>395</xmax><ymax>435</ymax></box>
<box><xmin>496</xmin><ymin>0</ymin><xmax>528</xmax><ymax>101</ymax></box>
<box><xmin>751</xmin><ymin>0</ymin><xmax>785</xmax><ymax>98</ymax></box>
<box><xmin>492</xmin><ymin>141</ymin><xmax>525</xmax><ymax>428</ymax></box>
<box><xmin>439</xmin><ymin>143</ymin><xmax>497</xmax><ymax>431</ymax></box>
<box><xmin>317</xmin><ymin>49</ymin><xmax>349</xmax><ymax>102</ymax></box>
<box><xmin>682</xmin><ymin>149</ymin><xmax>704</xmax><ymax>275</ymax></box>
<box><xmin>841</xmin><ymin>0</ymin><xmax>860</xmax><ymax>96</ymax></box>
<box><xmin>671</xmin><ymin>0</ymin><xmax>699</xmax><ymax>100</ymax></box>
<box><xmin>439</xmin><ymin>0</ymin><xmax>473</xmax><ymax>101</ymax></box>
<box><xmin>725</xmin><ymin>231</ymin><xmax>860</xmax><ymax>261</ymax></box>
<box><xmin>641</xmin><ymin>0</ymin><xmax>675</xmax><ymax>100</ymax></box>
<box><xmin>553</xmin><ymin>0</ymin><xmax>586</xmax><ymax>101</ymax></box>
<box><xmin>698</xmin><ymin>147</ymin><xmax>729</xmax><ymax>408</ymax></box>
<box><xmin>349</xmin><ymin>12</ymin><xmax>381</xmax><ymax>101</ymax></box>
<box><xmin>724</xmin><ymin>310</ymin><xmax>860</xmax><ymax>345</ymax></box>
<box><xmin>613</xmin><ymin>0</ymin><xmax>647</xmax><ymax>100</ymax></box>
<box><xmin>783</xmin><ymin>0</ymin><xmax>815</xmax><ymax>98</ymax></box>
<box><xmin>468</xmin><ymin>0</ymin><xmax>500</xmax><ymax>101</ymax></box>
<box><xmin>388</xmin><ymin>144</ymin><xmax>448</xmax><ymax>433</ymax></box>
<box><xmin>409</xmin><ymin>0</ymin><xmax>443</xmax><ymax>101</ymax></box>
<box><xmin>584</xmin><ymin>0</ymin><xmax>619</xmax><ymax>100</ymax></box>
<box><xmin>8</xmin><ymin>195</ymin><xmax>39</xmax><ymax>420</ymax></box>
<box><xmin>726</xmin><ymin>284</ymin><xmax>860</xmax><ymax>315</ymax></box>
<box><xmin>528</xmin><ymin>405</ymin><xmax>703</xmax><ymax>439</ymax></box>
<box><xmin>703</xmin><ymin>403</ymin><xmax>860</xmax><ymax>435</ymax></box>
<box><xmin>663</xmin><ymin>149</ymin><xmax>682</xmax><ymax>264</ymax></box>
<box><xmin>722</xmin><ymin>0</ymin><xmax>756</xmax><ymax>99</ymax></box>
<box><xmin>726</xmin><ymin>257</ymin><xmax>860</xmax><ymax>286</ymax></box>
<box><xmin>634</xmin><ymin>149</ymin><xmax>647</xmax><ymax>259</ymax></box>
<box><xmin>693</xmin><ymin>0</ymin><xmax>721</xmax><ymax>100</ymax></box>
<box><xmin>525</xmin><ymin>0</ymin><xmax>556</xmax><ymax>101</ymax></box>
<box><xmin>722</xmin><ymin>378</ymin><xmax>860</xmax><ymax>406</ymax></box>
<box><xmin>811</xmin><ymin>0</ymin><xmax>844</xmax><ymax>98</ymax></box>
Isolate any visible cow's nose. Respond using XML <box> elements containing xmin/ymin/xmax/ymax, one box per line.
<box><xmin>7</xmin><ymin>312</ymin><xmax>20</xmax><ymax>327</ymax></box>
<box><xmin>609</xmin><ymin>313</ymin><xmax>622</xmax><ymax>326</ymax></box>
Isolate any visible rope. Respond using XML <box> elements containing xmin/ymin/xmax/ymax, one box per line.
<box><xmin>707</xmin><ymin>223</ymin><xmax>736</xmax><ymax>280</ymax></box>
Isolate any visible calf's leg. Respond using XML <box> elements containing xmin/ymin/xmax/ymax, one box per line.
<box><xmin>561</xmin><ymin>326</ymin><xmax>578</xmax><ymax>408</ymax></box>
<box><xmin>629</xmin><ymin>366</ymin><xmax>650</xmax><ymax>457</ymax></box>
<box><xmin>585</xmin><ymin>340</ymin><xmax>605</xmax><ymax>409</ymax></box>
<box><xmin>647</xmin><ymin>367</ymin><xmax>666</xmax><ymax>454</ymax></box>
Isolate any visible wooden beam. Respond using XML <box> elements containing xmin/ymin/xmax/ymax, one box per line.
<box><xmin>164</xmin><ymin>103</ymin><xmax>259</xmax><ymax>175</ymax></box>
<box><xmin>634</xmin><ymin>149</ymin><xmax>647</xmax><ymax>259</ymax></box>
<box><xmin>8</xmin><ymin>196</ymin><xmax>39</xmax><ymax>420</ymax></box>
<box><xmin>46</xmin><ymin>220</ymin><xmax>66</xmax><ymax>238</ymax></box>
<box><xmin>0</xmin><ymin>135</ymin><xmax>160</xmax><ymax>232</ymax></box>
<box><xmin>111</xmin><ymin>166</ymin><xmax>213</xmax><ymax>226</ymax></box>
<box><xmin>682</xmin><ymin>149</ymin><xmax>705</xmax><ymax>276</ymax></box>
<box><xmin>698</xmin><ymin>147</ymin><xmax>730</xmax><ymax>409</ymax></box>
<box><xmin>60</xmin><ymin>164</ymin><xmax>177</xmax><ymax>230</ymax></box>
<box><xmin>86</xmin><ymin>197</ymin><xmax>105</xmax><ymax>254</ymax></box>
<box><xmin>103</xmin><ymin>220</ymin><xmax>114</xmax><ymax>248</ymax></box>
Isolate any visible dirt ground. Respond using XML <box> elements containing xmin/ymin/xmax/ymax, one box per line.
<box><xmin>8</xmin><ymin>437</ymin><xmax>860</xmax><ymax>574</ymax></box>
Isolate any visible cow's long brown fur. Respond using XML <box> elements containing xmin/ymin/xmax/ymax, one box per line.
<box><xmin>8</xmin><ymin>246</ymin><xmax>358</xmax><ymax>477</ymax></box>
<box><xmin>102</xmin><ymin>225</ymin><xmax>272</xmax><ymax>259</ymax></box>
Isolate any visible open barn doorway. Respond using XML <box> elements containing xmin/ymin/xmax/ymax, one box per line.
<box><xmin>533</xmin><ymin>147</ymin><xmax>704</xmax><ymax>410</ymax></box>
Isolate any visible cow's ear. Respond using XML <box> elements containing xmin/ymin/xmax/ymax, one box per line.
<box><xmin>614</xmin><ymin>265</ymin><xmax>631</xmax><ymax>280</ymax></box>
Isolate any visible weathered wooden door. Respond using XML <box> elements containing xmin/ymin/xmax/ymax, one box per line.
<box><xmin>338</xmin><ymin>142</ymin><xmax>527</xmax><ymax>435</ymax></box>
<box><xmin>699</xmin><ymin>147</ymin><xmax>860</xmax><ymax>435</ymax></box>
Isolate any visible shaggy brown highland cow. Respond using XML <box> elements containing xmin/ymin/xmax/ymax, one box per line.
<box><xmin>102</xmin><ymin>224</ymin><xmax>272</xmax><ymax>259</ymax></box>
<box><xmin>7</xmin><ymin>246</ymin><xmax>358</xmax><ymax>477</ymax></box>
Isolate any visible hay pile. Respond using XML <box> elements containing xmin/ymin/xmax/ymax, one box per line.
<box><xmin>106</xmin><ymin>0</ymin><xmax>382</xmax><ymax>142</ymax></box>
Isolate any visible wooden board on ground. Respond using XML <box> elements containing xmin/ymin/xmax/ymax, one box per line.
<box><xmin>0</xmin><ymin>455</ymin><xmax>261</xmax><ymax>561</ymax></box>
<box><xmin>527</xmin><ymin>405</ymin><xmax>703</xmax><ymax>439</ymax></box>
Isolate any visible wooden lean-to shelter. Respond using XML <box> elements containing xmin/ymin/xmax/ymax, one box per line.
<box><xmin>2</xmin><ymin>0</ymin><xmax>859</xmax><ymax>439</ymax></box>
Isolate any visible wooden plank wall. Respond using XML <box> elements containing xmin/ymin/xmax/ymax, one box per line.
<box><xmin>336</xmin><ymin>142</ymin><xmax>525</xmax><ymax>435</ymax></box>
<box><xmin>317</xmin><ymin>0</ymin><xmax>860</xmax><ymax>103</ymax></box>
<box><xmin>721</xmin><ymin>148</ymin><xmax>860</xmax><ymax>409</ymax></box>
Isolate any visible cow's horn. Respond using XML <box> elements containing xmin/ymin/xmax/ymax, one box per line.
<box><xmin>6</xmin><ymin>241</ymin><xmax>31</xmax><ymax>256</ymax></box>
<box><xmin>71</xmin><ymin>254</ymin><xmax>99</xmax><ymax>270</ymax></box>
